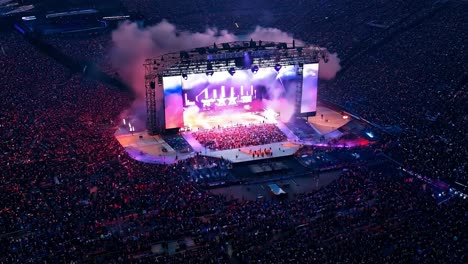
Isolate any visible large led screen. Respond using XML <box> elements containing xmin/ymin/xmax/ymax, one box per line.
<box><xmin>163</xmin><ymin>76</ymin><xmax>184</xmax><ymax>129</ymax></box>
<box><xmin>164</xmin><ymin>64</ymin><xmax>317</xmax><ymax>129</ymax></box>
<box><xmin>300</xmin><ymin>63</ymin><xmax>319</xmax><ymax>114</ymax></box>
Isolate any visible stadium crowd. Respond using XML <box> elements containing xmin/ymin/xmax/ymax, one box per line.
<box><xmin>181</xmin><ymin>155</ymin><xmax>234</xmax><ymax>185</ymax></box>
<box><xmin>233</xmin><ymin>165</ymin><xmax>465</xmax><ymax>263</ymax></box>
<box><xmin>0</xmin><ymin>0</ymin><xmax>466</xmax><ymax>263</ymax></box>
<box><xmin>192</xmin><ymin>124</ymin><xmax>287</xmax><ymax>150</ymax></box>
<box><xmin>322</xmin><ymin>3</ymin><xmax>467</xmax><ymax>186</ymax></box>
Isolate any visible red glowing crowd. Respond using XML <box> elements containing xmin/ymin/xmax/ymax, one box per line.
<box><xmin>0</xmin><ymin>0</ymin><xmax>466</xmax><ymax>263</ymax></box>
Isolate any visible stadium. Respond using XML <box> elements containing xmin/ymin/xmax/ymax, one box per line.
<box><xmin>0</xmin><ymin>0</ymin><xmax>466</xmax><ymax>263</ymax></box>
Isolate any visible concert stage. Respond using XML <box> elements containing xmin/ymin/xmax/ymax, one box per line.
<box><xmin>115</xmin><ymin>105</ymin><xmax>374</xmax><ymax>165</ymax></box>
<box><xmin>309</xmin><ymin>105</ymin><xmax>350</xmax><ymax>134</ymax></box>
<box><xmin>115</xmin><ymin>130</ymin><xmax>299</xmax><ymax>165</ymax></box>
<box><xmin>114</xmin><ymin>129</ymin><xmax>193</xmax><ymax>164</ymax></box>
<box><xmin>116</xmin><ymin>41</ymin><xmax>374</xmax><ymax>165</ymax></box>
<box><xmin>199</xmin><ymin>141</ymin><xmax>301</xmax><ymax>163</ymax></box>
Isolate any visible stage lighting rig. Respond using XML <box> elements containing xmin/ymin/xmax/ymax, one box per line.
<box><xmin>274</xmin><ymin>64</ymin><xmax>282</xmax><ymax>72</ymax></box>
<box><xmin>251</xmin><ymin>65</ymin><xmax>259</xmax><ymax>74</ymax></box>
<box><xmin>206</xmin><ymin>63</ymin><xmax>214</xmax><ymax>76</ymax></box>
<box><xmin>144</xmin><ymin>41</ymin><xmax>329</xmax><ymax>135</ymax></box>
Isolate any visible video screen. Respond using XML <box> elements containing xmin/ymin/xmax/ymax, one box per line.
<box><xmin>300</xmin><ymin>63</ymin><xmax>319</xmax><ymax>114</ymax></box>
<box><xmin>163</xmin><ymin>64</ymin><xmax>318</xmax><ymax>129</ymax></box>
<box><xmin>163</xmin><ymin>76</ymin><xmax>184</xmax><ymax>129</ymax></box>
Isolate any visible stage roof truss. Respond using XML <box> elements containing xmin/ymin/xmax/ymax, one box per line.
<box><xmin>144</xmin><ymin>41</ymin><xmax>328</xmax><ymax>78</ymax></box>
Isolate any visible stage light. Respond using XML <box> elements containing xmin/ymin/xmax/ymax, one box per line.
<box><xmin>182</xmin><ymin>73</ymin><xmax>188</xmax><ymax>80</ymax></box>
<box><xmin>228</xmin><ymin>67</ymin><xmax>236</xmax><ymax>76</ymax></box>
<box><xmin>342</xmin><ymin>115</ymin><xmax>349</xmax><ymax>119</ymax></box>
<box><xmin>274</xmin><ymin>64</ymin><xmax>282</xmax><ymax>72</ymax></box>
<box><xmin>251</xmin><ymin>65</ymin><xmax>259</xmax><ymax>74</ymax></box>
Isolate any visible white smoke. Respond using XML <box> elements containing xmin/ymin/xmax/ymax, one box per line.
<box><xmin>110</xmin><ymin>20</ymin><xmax>237</xmax><ymax>101</ymax></box>
<box><xmin>248</xmin><ymin>26</ymin><xmax>303</xmax><ymax>45</ymax></box>
<box><xmin>319</xmin><ymin>53</ymin><xmax>341</xmax><ymax>80</ymax></box>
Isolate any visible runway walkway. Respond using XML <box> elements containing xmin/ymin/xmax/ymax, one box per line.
<box><xmin>276</xmin><ymin>122</ymin><xmax>300</xmax><ymax>142</ymax></box>
<box><xmin>181</xmin><ymin>132</ymin><xmax>206</xmax><ymax>153</ymax></box>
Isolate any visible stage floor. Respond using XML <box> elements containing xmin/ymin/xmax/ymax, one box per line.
<box><xmin>201</xmin><ymin>141</ymin><xmax>301</xmax><ymax>163</ymax></box>
<box><xmin>115</xmin><ymin>128</ymin><xmax>194</xmax><ymax>164</ymax></box>
<box><xmin>307</xmin><ymin>106</ymin><xmax>350</xmax><ymax>134</ymax></box>
<box><xmin>184</xmin><ymin>110</ymin><xmax>270</xmax><ymax>129</ymax></box>
<box><xmin>115</xmin><ymin>105</ymin><xmax>365</xmax><ymax>165</ymax></box>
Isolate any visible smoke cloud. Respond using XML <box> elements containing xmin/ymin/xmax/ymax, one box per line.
<box><xmin>248</xmin><ymin>26</ymin><xmax>304</xmax><ymax>46</ymax></box>
<box><xmin>109</xmin><ymin>20</ymin><xmax>341</xmax><ymax>129</ymax></box>
<box><xmin>110</xmin><ymin>20</ymin><xmax>237</xmax><ymax>101</ymax></box>
<box><xmin>318</xmin><ymin>53</ymin><xmax>341</xmax><ymax>80</ymax></box>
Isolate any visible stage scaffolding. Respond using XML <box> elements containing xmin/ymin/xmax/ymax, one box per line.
<box><xmin>144</xmin><ymin>40</ymin><xmax>328</xmax><ymax>135</ymax></box>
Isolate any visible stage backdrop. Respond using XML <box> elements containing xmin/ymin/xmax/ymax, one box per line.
<box><xmin>163</xmin><ymin>63</ymin><xmax>318</xmax><ymax>129</ymax></box>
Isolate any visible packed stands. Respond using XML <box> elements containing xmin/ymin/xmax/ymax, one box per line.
<box><xmin>0</xmin><ymin>0</ymin><xmax>466</xmax><ymax>263</ymax></box>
